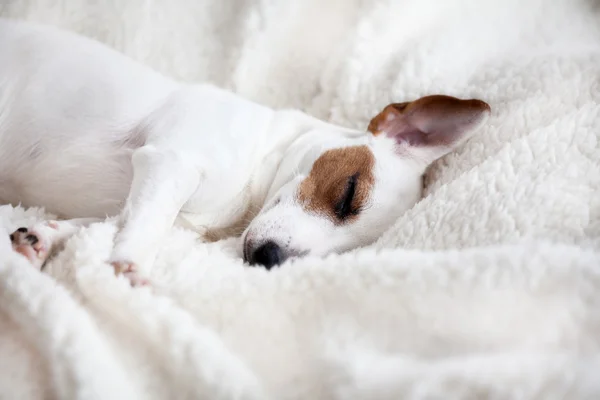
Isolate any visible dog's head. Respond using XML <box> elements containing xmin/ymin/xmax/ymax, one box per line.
<box><xmin>242</xmin><ymin>95</ymin><xmax>490</xmax><ymax>268</ymax></box>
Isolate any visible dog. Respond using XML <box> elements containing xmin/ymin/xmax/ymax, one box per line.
<box><xmin>0</xmin><ymin>19</ymin><xmax>490</xmax><ymax>284</ymax></box>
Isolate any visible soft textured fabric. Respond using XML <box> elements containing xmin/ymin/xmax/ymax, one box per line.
<box><xmin>0</xmin><ymin>0</ymin><xmax>599</xmax><ymax>399</ymax></box>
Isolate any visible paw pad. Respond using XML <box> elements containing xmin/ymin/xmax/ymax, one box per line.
<box><xmin>9</xmin><ymin>227</ymin><xmax>48</xmax><ymax>269</ymax></box>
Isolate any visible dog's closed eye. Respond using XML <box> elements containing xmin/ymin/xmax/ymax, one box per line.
<box><xmin>297</xmin><ymin>146</ymin><xmax>375</xmax><ymax>224</ymax></box>
<box><xmin>334</xmin><ymin>173</ymin><xmax>360</xmax><ymax>221</ymax></box>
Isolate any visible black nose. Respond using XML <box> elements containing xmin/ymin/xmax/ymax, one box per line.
<box><xmin>249</xmin><ymin>241</ymin><xmax>284</xmax><ymax>270</ymax></box>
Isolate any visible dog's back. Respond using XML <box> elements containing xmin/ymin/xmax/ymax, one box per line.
<box><xmin>0</xmin><ymin>19</ymin><xmax>177</xmax><ymax>217</ymax></box>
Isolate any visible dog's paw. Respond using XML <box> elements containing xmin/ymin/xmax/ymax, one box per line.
<box><xmin>9</xmin><ymin>223</ymin><xmax>57</xmax><ymax>269</ymax></box>
<box><xmin>110</xmin><ymin>261</ymin><xmax>151</xmax><ymax>287</ymax></box>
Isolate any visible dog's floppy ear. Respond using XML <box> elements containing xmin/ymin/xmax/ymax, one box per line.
<box><xmin>368</xmin><ymin>95</ymin><xmax>490</xmax><ymax>163</ymax></box>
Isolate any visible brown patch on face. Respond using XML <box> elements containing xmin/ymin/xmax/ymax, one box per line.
<box><xmin>297</xmin><ymin>145</ymin><xmax>375</xmax><ymax>224</ymax></box>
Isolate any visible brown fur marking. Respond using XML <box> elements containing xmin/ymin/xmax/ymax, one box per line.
<box><xmin>368</xmin><ymin>102</ymin><xmax>409</xmax><ymax>135</ymax></box>
<box><xmin>297</xmin><ymin>145</ymin><xmax>375</xmax><ymax>224</ymax></box>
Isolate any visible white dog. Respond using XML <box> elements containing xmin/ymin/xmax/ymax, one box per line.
<box><xmin>0</xmin><ymin>19</ymin><xmax>490</xmax><ymax>284</ymax></box>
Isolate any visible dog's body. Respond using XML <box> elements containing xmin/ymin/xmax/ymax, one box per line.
<box><xmin>0</xmin><ymin>19</ymin><xmax>490</xmax><ymax>280</ymax></box>
<box><xmin>0</xmin><ymin>19</ymin><xmax>278</xmax><ymax>228</ymax></box>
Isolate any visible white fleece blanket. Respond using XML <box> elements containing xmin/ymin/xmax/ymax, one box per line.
<box><xmin>1</xmin><ymin>0</ymin><xmax>600</xmax><ymax>399</ymax></box>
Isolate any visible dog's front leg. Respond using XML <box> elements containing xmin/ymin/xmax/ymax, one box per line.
<box><xmin>110</xmin><ymin>145</ymin><xmax>200</xmax><ymax>284</ymax></box>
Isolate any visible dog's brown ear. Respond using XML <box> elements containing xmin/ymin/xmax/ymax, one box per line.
<box><xmin>368</xmin><ymin>95</ymin><xmax>490</xmax><ymax>162</ymax></box>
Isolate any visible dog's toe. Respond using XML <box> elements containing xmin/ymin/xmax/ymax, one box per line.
<box><xmin>111</xmin><ymin>260</ymin><xmax>136</xmax><ymax>275</ymax></box>
<box><xmin>110</xmin><ymin>261</ymin><xmax>151</xmax><ymax>287</ymax></box>
<box><xmin>25</xmin><ymin>234</ymin><xmax>39</xmax><ymax>245</ymax></box>
<box><xmin>123</xmin><ymin>271</ymin><xmax>151</xmax><ymax>287</ymax></box>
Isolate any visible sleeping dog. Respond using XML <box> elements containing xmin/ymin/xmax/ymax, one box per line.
<box><xmin>0</xmin><ymin>19</ymin><xmax>490</xmax><ymax>284</ymax></box>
